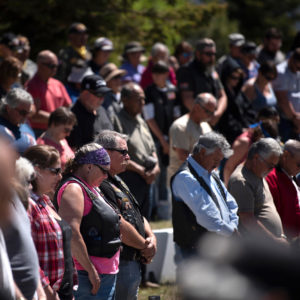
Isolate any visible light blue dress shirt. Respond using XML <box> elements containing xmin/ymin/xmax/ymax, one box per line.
<box><xmin>172</xmin><ymin>155</ymin><xmax>239</xmax><ymax>237</ymax></box>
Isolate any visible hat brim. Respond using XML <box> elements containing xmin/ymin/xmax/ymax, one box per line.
<box><xmin>96</xmin><ymin>46</ymin><xmax>114</xmax><ymax>52</ymax></box>
<box><xmin>126</xmin><ymin>46</ymin><xmax>145</xmax><ymax>54</ymax></box>
<box><xmin>231</xmin><ymin>40</ymin><xmax>245</xmax><ymax>47</ymax></box>
<box><xmin>104</xmin><ymin>69</ymin><xmax>127</xmax><ymax>83</ymax></box>
<box><xmin>92</xmin><ymin>86</ymin><xmax>111</xmax><ymax>96</ymax></box>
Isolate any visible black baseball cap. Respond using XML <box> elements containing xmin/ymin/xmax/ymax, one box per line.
<box><xmin>81</xmin><ymin>74</ymin><xmax>111</xmax><ymax>96</ymax></box>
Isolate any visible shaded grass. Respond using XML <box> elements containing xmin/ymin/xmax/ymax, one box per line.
<box><xmin>138</xmin><ymin>283</ymin><xmax>181</xmax><ymax>300</ymax></box>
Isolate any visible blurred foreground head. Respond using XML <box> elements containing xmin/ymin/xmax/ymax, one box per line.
<box><xmin>178</xmin><ymin>233</ymin><xmax>300</xmax><ymax>300</ymax></box>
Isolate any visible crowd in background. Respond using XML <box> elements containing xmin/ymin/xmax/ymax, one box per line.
<box><xmin>1</xmin><ymin>21</ymin><xmax>300</xmax><ymax>299</ymax></box>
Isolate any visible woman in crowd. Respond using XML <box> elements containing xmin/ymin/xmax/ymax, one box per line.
<box><xmin>222</xmin><ymin>107</ymin><xmax>281</xmax><ymax>185</ymax></box>
<box><xmin>0</xmin><ymin>56</ymin><xmax>22</xmax><ymax>98</ymax></box>
<box><xmin>242</xmin><ymin>61</ymin><xmax>278</xmax><ymax>114</ymax></box>
<box><xmin>37</xmin><ymin>107</ymin><xmax>76</xmax><ymax>170</ymax></box>
<box><xmin>173</xmin><ymin>41</ymin><xmax>193</xmax><ymax>69</ymax></box>
<box><xmin>218</xmin><ymin>58</ymin><xmax>256</xmax><ymax>144</ymax></box>
<box><xmin>24</xmin><ymin>145</ymin><xmax>76</xmax><ymax>300</ymax></box>
<box><xmin>55</xmin><ymin>143</ymin><xmax>121</xmax><ymax>300</ymax></box>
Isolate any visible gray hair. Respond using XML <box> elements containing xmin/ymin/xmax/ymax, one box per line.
<box><xmin>151</xmin><ymin>42</ymin><xmax>169</xmax><ymax>58</ymax></box>
<box><xmin>195</xmin><ymin>93</ymin><xmax>217</xmax><ymax>106</ymax></box>
<box><xmin>94</xmin><ymin>130</ymin><xmax>128</xmax><ymax>149</ymax></box>
<box><xmin>248</xmin><ymin>138</ymin><xmax>282</xmax><ymax>160</ymax></box>
<box><xmin>15</xmin><ymin>157</ymin><xmax>35</xmax><ymax>187</ymax></box>
<box><xmin>192</xmin><ymin>132</ymin><xmax>233</xmax><ymax>158</ymax></box>
<box><xmin>284</xmin><ymin>139</ymin><xmax>300</xmax><ymax>156</ymax></box>
<box><xmin>1</xmin><ymin>88</ymin><xmax>33</xmax><ymax>110</ymax></box>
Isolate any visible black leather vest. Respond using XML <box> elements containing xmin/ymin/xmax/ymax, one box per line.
<box><xmin>54</xmin><ymin>176</ymin><xmax>121</xmax><ymax>258</ymax></box>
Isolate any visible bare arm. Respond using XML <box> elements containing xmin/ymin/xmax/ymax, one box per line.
<box><xmin>58</xmin><ymin>183</ymin><xmax>100</xmax><ymax>295</ymax></box>
<box><xmin>210</xmin><ymin>88</ymin><xmax>227</xmax><ymax>126</ymax></box>
<box><xmin>119</xmin><ymin>216</ymin><xmax>147</xmax><ymax>250</ymax></box>
<box><xmin>141</xmin><ymin>218</ymin><xmax>157</xmax><ymax>263</ymax></box>
<box><xmin>146</xmin><ymin>118</ymin><xmax>169</xmax><ymax>155</ymax></box>
<box><xmin>223</xmin><ymin>136</ymin><xmax>251</xmax><ymax>186</ymax></box>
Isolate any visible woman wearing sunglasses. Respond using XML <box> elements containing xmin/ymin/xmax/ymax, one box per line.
<box><xmin>37</xmin><ymin>107</ymin><xmax>76</xmax><ymax>170</ymax></box>
<box><xmin>24</xmin><ymin>144</ymin><xmax>76</xmax><ymax>300</ymax></box>
<box><xmin>55</xmin><ymin>143</ymin><xmax>121</xmax><ymax>300</ymax></box>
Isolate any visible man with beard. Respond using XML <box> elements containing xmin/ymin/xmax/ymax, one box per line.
<box><xmin>228</xmin><ymin>138</ymin><xmax>288</xmax><ymax>244</ymax></box>
<box><xmin>176</xmin><ymin>38</ymin><xmax>227</xmax><ymax>126</ymax></box>
<box><xmin>273</xmin><ymin>48</ymin><xmax>300</xmax><ymax>141</ymax></box>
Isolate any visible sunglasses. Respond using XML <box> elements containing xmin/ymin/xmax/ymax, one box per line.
<box><xmin>42</xmin><ymin>62</ymin><xmax>58</xmax><ymax>69</ymax></box>
<box><xmin>105</xmin><ymin>148</ymin><xmax>129</xmax><ymax>156</ymax></box>
<box><xmin>94</xmin><ymin>165</ymin><xmax>109</xmax><ymax>175</ymax></box>
<box><xmin>198</xmin><ymin>103</ymin><xmax>215</xmax><ymax>116</ymax></box>
<box><xmin>15</xmin><ymin>108</ymin><xmax>31</xmax><ymax>117</ymax></box>
<box><xmin>202</xmin><ymin>52</ymin><xmax>216</xmax><ymax>57</ymax></box>
<box><xmin>45</xmin><ymin>167</ymin><xmax>62</xmax><ymax>175</ymax></box>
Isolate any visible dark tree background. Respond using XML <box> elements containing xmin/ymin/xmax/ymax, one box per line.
<box><xmin>0</xmin><ymin>0</ymin><xmax>299</xmax><ymax>61</ymax></box>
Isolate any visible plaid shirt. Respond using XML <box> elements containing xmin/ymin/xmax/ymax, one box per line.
<box><xmin>28</xmin><ymin>193</ymin><xmax>65</xmax><ymax>290</ymax></box>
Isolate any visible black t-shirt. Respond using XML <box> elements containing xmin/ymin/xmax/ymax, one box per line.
<box><xmin>67</xmin><ymin>100</ymin><xmax>113</xmax><ymax>149</ymax></box>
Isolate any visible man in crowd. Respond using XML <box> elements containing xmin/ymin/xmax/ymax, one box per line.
<box><xmin>0</xmin><ymin>32</ymin><xmax>21</xmax><ymax>62</ymax></box>
<box><xmin>257</xmin><ymin>27</ymin><xmax>285</xmax><ymax>65</ymax></box>
<box><xmin>228</xmin><ymin>138</ymin><xmax>287</xmax><ymax>243</ymax></box>
<box><xmin>56</xmin><ymin>22</ymin><xmax>91</xmax><ymax>84</ymax></box>
<box><xmin>95</xmin><ymin>130</ymin><xmax>157</xmax><ymax>300</ymax></box>
<box><xmin>114</xmin><ymin>83</ymin><xmax>160</xmax><ymax>220</ymax></box>
<box><xmin>272</xmin><ymin>48</ymin><xmax>300</xmax><ymax>141</ymax></box>
<box><xmin>177</xmin><ymin>38</ymin><xmax>227</xmax><ymax>126</ymax></box>
<box><xmin>27</xmin><ymin>50</ymin><xmax>72</xmax><ymax>137</ymax></box>
<box><xmin>266</xmin><ymin>139</ymin><xmax>300</xmax><ymax>239</ymax></box>
<box><xmin>171</xmin><ymin>132</ymin><xmax>239</xmax><ymax>260</ymax></box>
<box><xmin>67</xmin><ymin>74</ymin><xmax>113</xmax><ymax>149</ymax></box>
<box><xmin>217</xmin><ymin>32</ymin><xmax>245</xmax><ymax>79</ymax></box>
<box><xmin>0</xmin><ymin>88</ymin><xmax>36</xmax><ymax>154</ymax></box>
<box><xmin>168</xmin><ymin>92</ymin><xmax>216</xmax><ymax>182</ymax></box>
<box><xmin>89</xmin><ymin>37</ymin><xmax>114</xmax><ymax>74</ymax></box>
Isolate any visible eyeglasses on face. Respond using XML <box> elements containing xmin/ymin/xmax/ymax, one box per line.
<box><xmin>45</xmin><ymin>167</ymin><xmax>62</xmax><ymax>175</ymax></box>
<box><xmin>94</xmin><ymin>164</ymin><xmax>109</xmax><ymax>175</ymax></box>
<box><xmin>259</xmin><ymin>155</ymin><xmax>276</xmax><ymax>170</ymax></box>
<box><xmin>202</xmin><ymin>52</ymin><xmax>216</xmax><ymax>57</ymax></box>
<box><xmin>15</xmin><ymin>108</ymin><xmax>31</xmax><ymax>117</ymax></box>
<box><xmin>105</xmin><ymin>148</ymin><xmax>129</xmax><ymax>156</ymax></box>
<box><xmin>42</xmin><ymin>62</ymin><xmax>58</xmax><ymax>69</ymax></box>
<box><xmin>198</xmin><ymin>103</ymin><xmax>215</xmax><ymax>116</ymax></box>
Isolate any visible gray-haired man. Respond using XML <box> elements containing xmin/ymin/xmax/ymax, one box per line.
<box><xmin>0</xmin><ymin>88</ymin><xmax>35</xmax><ymax>154</ymax></box>
<box><xmin>228</xmin><ymin>138</ymin><xmax>287</xmax><ymax>244</ymax></box>
<box><xmin>171</xmin><ymin>132</ymin><xmax>239</xmax><ymax>259</ymax></box>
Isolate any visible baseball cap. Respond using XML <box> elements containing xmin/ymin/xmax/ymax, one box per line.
<box><xmin>93</xmin><ymin>37</ymin><xmax>114</xmax><ymax>51</ymax></box>
<box><xmin>241</xmin><ymin>41</ymin><xmax>257</xmax><ymax>55</ymax></box>
<box><xmin>68</xmin><ymin>22</ymin><xmax>87</xmax><ymax>34</ymax></box>
<box><xmin>228</xmin><ymin>33</ymin><xmax>245</xmax><ymax>47</ymax></box>
<box><xmin>81</xmin><ymin>74</ymin><xmax>111</xmax><ymax>96</ymax></box>
<box><xmin>0</xmin><ymin>33</ymin><xmax>22</xmax><ymax>51</ymax></box>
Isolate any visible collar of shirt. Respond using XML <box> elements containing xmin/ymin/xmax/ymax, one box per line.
<box><xmin>30</xmin><ymin>192</ymin><xmax>49</xmax><ymax>208</ymax></box>
<box><xmin>187</xmin><ymin>154</ymin><xmax>212</xmax><ymax>179</ymax></box>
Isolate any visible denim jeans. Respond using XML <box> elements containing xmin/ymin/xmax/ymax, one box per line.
<box><xmin>74</xmin><ymin>270</ymin><xmax>117</xmax><ymax>300</ymax></box>
<box><xmin>115</xmin><ymin>260</ymin><xmax>141</xmax><ymax>300</ymax></box>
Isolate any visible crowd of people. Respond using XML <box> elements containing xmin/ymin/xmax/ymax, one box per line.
<box><xmin>0</xmin><ymin>21</ymin><xmax>300</xmax><ymax>299</ymax></box>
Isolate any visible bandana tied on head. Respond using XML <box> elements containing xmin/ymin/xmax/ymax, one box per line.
<box><xmin>77</xmin><ymin>148</ymin><xmax>110</xmax><ymax>169</ymax></box>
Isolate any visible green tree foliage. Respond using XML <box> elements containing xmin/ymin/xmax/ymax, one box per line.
<box><xmin>227</xmin><ymin>0</ymin><xmax>300</xmax><ymax>51</ymax></box>
<box><xmin>0</xmin><ymin>0</ymin><xmax>237</xmax><ymax>60</ymax></box>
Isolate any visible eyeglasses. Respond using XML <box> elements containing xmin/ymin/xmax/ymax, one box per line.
<box><xmin>42</xmin><ymin>62</ymin><xmax>58</xmax><ymax>69</ymax></box>
<box><xmin>198</xmin><ymin>103</ymin><xmax>215</xmax><ymax>116</ymax></box>
<box><xmin>45</xmin><ymin>167</ymin><xmax>62</xmax><ymax>175</ymax></box>
<box><xmin>15</xmin><ymin>108</ymin><xmax>31</xmax><ymax>117</ymax></box>
<box><xmin>259</xmin><ymin>155</ymin><xmax>276</xmax><ymax>170</ymax></box>
<box><xmin>105</xmin><ymin>148</ymin><xmax>129</xmax><ymax>156</ymax></box>
<box><xmin>182</xmin><ymin>52</ymin><xmax>192</xmax><ymax>58</ymax></box>
<box><xmin>202</xmin><ymin>52</ymin><xmax>216</xmax><ymax>57</ymax></box>
<box><xmin>94</xmin><ymin>164</ymin><xmax>109</xmax><ymax>175</ymax></box>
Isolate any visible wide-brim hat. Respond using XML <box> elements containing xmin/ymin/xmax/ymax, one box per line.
<box><xmin>100</xmin><ymin>63</ymin><xmax>127</xmax><ymax>82</ymax></box>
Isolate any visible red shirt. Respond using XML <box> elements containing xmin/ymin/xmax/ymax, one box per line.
<box><xmin>28</xmin><ymin>193</ymin><xmax>65</xmax><ymax>290</ymax></box>
<box><xmin>27</xmin><ymin>75</ymin><xmax>72</xmax><ymax>130</ymax></box>
<box><xmin>140</xmin><ymin>59</ymin><xmax>177</xmax><ymax>90</ymax></box>
<box><xmin>266</xmin><ymin>167</ymin><xmax>300</xmax><ymax>239</ymax></box>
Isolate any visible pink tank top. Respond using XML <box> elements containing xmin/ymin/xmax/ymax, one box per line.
<box><xmin>57</xmin><ymin>178</ymin><xmax>120</xmax><ymax>274</ymax></box>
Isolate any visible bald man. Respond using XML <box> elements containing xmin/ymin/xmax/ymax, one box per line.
<box><xmin>168</xmin><ymin>92</ymin><xmax>217</xmax><ymax>183</ymax></box>
<box><xmin>27</xmin><ymin>50</ymin><xmax>72</xmax><ymax>136</ymax></box>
